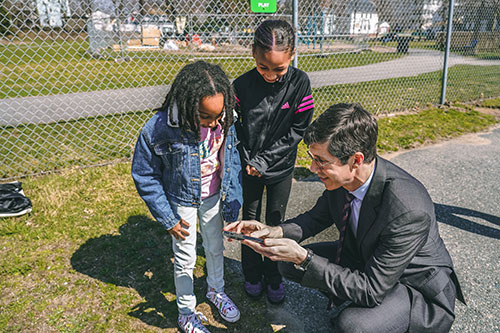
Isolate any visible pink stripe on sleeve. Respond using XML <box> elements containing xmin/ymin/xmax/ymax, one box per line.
<box><xmin>295</xmin><ymin>104</ymin><xmax>314</xmax><ymax>114</ymax></box>
<box><xmin>301</xmin><ymin>94</ymin><xmax>313</xmax><ymax>102</ymax></box>
<box><xmin>297</xmin><ymin>99</ymin><xmax>313</xmax><ymax>109</ymax></box>
<box><xmin>235</xmin><ymin>96</ymin><xmax>240</xmax><ymax>102</ymax></box>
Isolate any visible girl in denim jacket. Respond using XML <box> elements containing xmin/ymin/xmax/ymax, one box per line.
<box><xmin>131</xmin><ymin>61</ymin><xmax>243</xmax><ymax>333</ymax></box>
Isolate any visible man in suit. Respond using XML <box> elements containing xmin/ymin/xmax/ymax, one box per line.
<box><xmin>225</xmin><ymin>103</ymin><xmax>465</xmax><ymax>332</ymax></box>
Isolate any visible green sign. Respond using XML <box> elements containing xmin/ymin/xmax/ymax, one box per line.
<box><xmin>250</xmin><ymin>0</ymin><xmax>277</xmax><ymax>13</ymax></box>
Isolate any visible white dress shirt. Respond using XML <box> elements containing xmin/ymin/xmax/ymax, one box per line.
<box><xmin>349</xmin><ymin>162</ymin><xmax>376</xmax><ymax>237</ymax></box>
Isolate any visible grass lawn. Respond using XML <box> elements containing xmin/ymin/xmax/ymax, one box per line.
<box><xmin>0</xmin><ymin>103</ymin><xmax>498</xmax><ymax>331</ymax></box>
<box><xmin>1</xmin><ymin>40</ymin><xmax>402</xmax><ymax>99</ymax></box>
<box><xmin>0</xmin><ymin>110</ymin><xmax>153</xmax><ymax>179</ymax></box>
<box><xmin>311</xmin><ymin>65</ymin><xmax>500</xmax><ymax>116</ymax></box>
<box><xmin>368</xmin><ymin>39</ymin><xmax>438</xmax><ymax>50</ymax></box>
<box><xmin>2</xmin><ymin>64</ymin><xmax>500</xmax><ymax>179</ymax></box>
<box><xmin>474</xmin><ymin>51</ymin><xmax>500</xmax><ymax>60</ymax></box>
<box><xmin>295</xmin><ymin>105</ymin><xmax>498</xmax><ymax>170</ymax></box>
<box><xmin>481</xmin><ymin>97</ymin><xmax>500</xmax><ymax>108</ymax></box>
<box><xmin>0</xmin><ymin>161</ymin><xmax>272</xmax><ymax>332</ymax></box>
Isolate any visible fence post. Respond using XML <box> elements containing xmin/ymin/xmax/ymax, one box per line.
<box><xmin>115</xmin><ymin>0</ymin><xmax>125</xmax><ymax>60</ymax></box>
<box><xmin>292</xmin><ymin>0</ymin><xmax>298</xmax><ymax>68</ymax></box>
<box><xmin>440</xmin><ymin>0</ymin><xmax>455</xmax><ymax>105</ymax></box>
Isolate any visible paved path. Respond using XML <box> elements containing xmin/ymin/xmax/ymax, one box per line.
<box><xmin>309</xmin><ymin>48</ymin><xmax>500</xmax><ymax>88</ymax></box>
<box><xmin>1</xmin><ymin>49</ymin><xmax>500</xmax><ymax>126</ymax></box>
<box><xmin>223</xmin><ymin>126</ymin><xmax>500</xmax><ymax>332</ymax></box>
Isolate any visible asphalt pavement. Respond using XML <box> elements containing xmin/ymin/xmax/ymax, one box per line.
<box><xmin>223</xmin><ymin>125</ymin><xmax>500</xmax><ymax>332</ymax></box>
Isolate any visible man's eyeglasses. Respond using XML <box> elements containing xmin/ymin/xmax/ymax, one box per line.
<box><xmin>307</xmin><ymin>150</ymin><xmax>331</xmax><ymax>169</ymax></box>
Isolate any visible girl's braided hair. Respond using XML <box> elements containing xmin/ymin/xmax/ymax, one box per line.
<box><xmin>253</xmin><ymin>19</ymin><xmax>295</xmax><ymax>54</ymax></box>
<box><xmin>159</xmin><ymin>60</ymin><xmax>235</xmax><ymax>139</ymax></box>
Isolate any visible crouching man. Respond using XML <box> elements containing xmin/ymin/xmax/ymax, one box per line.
<box><xmin>225</xmin><ymin>103</ymin><xmax>465</xmax><ymax>332</ymax></box>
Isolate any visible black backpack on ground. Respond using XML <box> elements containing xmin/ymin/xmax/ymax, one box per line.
<box><xmin>0</xmin><ymin>181</ymin><xmax>32</xmax><ymax>217</ymax></box>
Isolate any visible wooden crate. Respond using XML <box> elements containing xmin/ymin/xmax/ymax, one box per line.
<box><xmin>142</xmin><ymin>26</ymin><xmax>161</xmax><ymax>47</ymax></box>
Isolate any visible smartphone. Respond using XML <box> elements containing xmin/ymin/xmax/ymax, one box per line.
<box><xmin>223</xmin><ymin>230</ymin><xmax>264</xmax><ymax>244</ymax></box>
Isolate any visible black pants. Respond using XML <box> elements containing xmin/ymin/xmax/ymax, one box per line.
<box><xmin>241</xmin><ymin>173</ymin><xmax>293</xmax><ymax>286</ymax></box>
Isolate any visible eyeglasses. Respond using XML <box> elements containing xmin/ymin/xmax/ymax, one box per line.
<box><xmin>307</xmin><ymin>150</ymin><xmax>332</xmax><ymax>169</ymax></box>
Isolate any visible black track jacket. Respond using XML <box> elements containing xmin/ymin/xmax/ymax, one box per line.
<box><xmin>234</xmin><ymin>66</ymin><xmax>314</xmax><ymax>184</ymax></box>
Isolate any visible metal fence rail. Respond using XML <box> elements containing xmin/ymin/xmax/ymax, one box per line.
<box><xmin>1</xmin><ymin>0</ymin><xmax>500</xmax><ymax>179</ymax></box>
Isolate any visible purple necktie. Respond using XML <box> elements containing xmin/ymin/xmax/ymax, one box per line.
<box><xmin>335</xmin><ymin>192</ymin><xmax>355</xmax><ymax>265</ymax></box>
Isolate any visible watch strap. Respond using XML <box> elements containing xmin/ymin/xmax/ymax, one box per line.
<box><xmin>295</xmin><ymin>248</ymin><xmax>314</xmax><ymax>271</ymax></box>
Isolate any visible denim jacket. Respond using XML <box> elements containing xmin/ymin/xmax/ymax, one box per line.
<box><xmin>131</xmin><ymin>111</ymin><xmax>243</xmax><ymax>230</ymax></box>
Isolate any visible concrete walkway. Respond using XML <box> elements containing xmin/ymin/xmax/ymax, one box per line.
<box><xmin>309</xmin><ymin>48</ymin><xmax>500</xmax><ymax>88</ymax></box>
<box><xmin>1</xmin><ymin>49</ymin><xmax>500</xmax><ymax>126</ymax></box>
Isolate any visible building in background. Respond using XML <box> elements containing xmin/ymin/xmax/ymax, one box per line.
<box><xmin>421</xmin><ymin>0</ymin><xmax>442</xmax><ymax>30</ymax></box>
<box><xmin>346</xmin><ymin>0</ymin><xmax>379</xmax><ymax>35</ymax></box>
<box><xmin>36</xmin><ymin>0</ymin><xmax>70</xmax><ymax>27</ymax></box>
<box><xmin>378</xmin><ymin>21</ymin><xmax>390</xmax><ymax>34</ymax></box>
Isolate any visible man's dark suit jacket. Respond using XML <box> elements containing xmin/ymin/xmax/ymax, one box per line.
<box><xmin>281</xmin><ymin>156</ymin><xmax>465</xmax><ymax>332</ymax></box>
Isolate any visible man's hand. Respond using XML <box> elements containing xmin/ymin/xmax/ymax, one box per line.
<box><xmin>168</xmin><ymin>219</ymin><xmax>190</xmax><ymax>240</ymax></box>
<box><xmin>225</xmin><ymin>221</ymin><xmax>307</xmax><ymax>264</ymax></box>
<box><xmin>246</xmin><ymin>165</ymin><xmax>262</xmax><ymax>178</ymax></box>
<box><xmin>224</xmin><ymin>220</ymin><xmax>283</xmax><ymax>239</ymax></box>
<box><xmin>243</xmin><ymin>238</ymin><xmax>308</xmax><ymax>265</ymax></box>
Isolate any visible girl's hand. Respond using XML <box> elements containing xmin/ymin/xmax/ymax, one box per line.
<box><xmin>169</xmin><ymin>219</ymin><xmax>190</xmax><ymax>240</ymax></box>
<box><xmin>225</xmin><ymin>219</ymin><xmax>262</xmax><ymax>235</ymax></box>
<box><xmin>224</xmin><ymin>220</ymin><xmax>282</xmax><ymax>239</ymax></box>
<box><xmin>246</xmin><ymin>165</ymin><xmax>262</xmax><ymax>177</ymax></box>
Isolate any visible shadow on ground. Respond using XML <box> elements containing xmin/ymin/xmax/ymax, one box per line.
<box><xmin>70</xmin><ymin>215</ymin><xmax>273</xmax><ymax>332</ymax></box>
<box><xmin>71</xmin><ymin>215</ymin><xmax>186</xmax><ymax>329</ymax></box>
<box><xmin>293</xmin><ymin>166</ymin><xmax>314</xmax><ymax>180</ymax></box>
<box><xmin>434</xmin><ymin>203</ymin><xmax>500</xmax><ymax>239</ymax></box>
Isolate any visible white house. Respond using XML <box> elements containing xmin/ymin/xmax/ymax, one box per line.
<box><xmin>422</xmin><ymin>0</ymin><xmax>442</xmax><ymax>30</ymax></box>
<box><xmin>91</xmin><ymin>10</ymin><xmax>112</xmax><ymax>30</ymax></box>
<box><xmin>378</xmin><ymin>21</ymin><xmax>390</xmax><ymax>34</ymax></box>
<box><xmin>36</xmin><ymin>0</ymin><xmax>70</xmax><ymax>27</ymax></box>
<box><xmin>346</xmin><ymin>0</ymin><xmax>379</xmax><ymax>35</ymax></box>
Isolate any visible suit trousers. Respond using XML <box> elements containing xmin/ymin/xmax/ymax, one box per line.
<box><xmin>241</xmin><ymin>172</ymin><xmax>293</xmax><ymax>286</ymax></box>
<box><xmin>279</xmin><ymin>242</ymin><xmax>412</xmax><ymax>333</ymax></box>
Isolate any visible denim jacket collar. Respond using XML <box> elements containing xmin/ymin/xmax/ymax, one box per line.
<box><xmin>167</xmin><ymin>102</ymin><xmax>180</xmax><ymax>128</ymax></box>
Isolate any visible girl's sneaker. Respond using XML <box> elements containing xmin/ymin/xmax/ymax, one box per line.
<box><xmin>206</xmin><ymin>287</ymin><xmax>240</xmax><ymax>323</ymax></box>
<box><xmin>244</xmin><ymin>281</ymin><xmax>264</xmax><ymax>298</ymax></box>
<box><xmin>267</xmin><ymin>283</ymin><xmax>285</xmax><ymax>304</ymax></box>
<box><xmin>178</xmin><ymin>311</ymin><xmax>210</xmax><ymax>333</ymax></box>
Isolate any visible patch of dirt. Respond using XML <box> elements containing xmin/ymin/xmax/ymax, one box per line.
<box><xmin>370</xmin><ymin>45</ymin><xmax>397</xmax><ymax>53</ymax></box>
<box><xmin>474</xmin><ymin>106</ymin><xmax>500</xmax><ymax>119</ymax></box>
<box><xmin>0</xmin><ymin>39</ymin><xmax>29</xmax><ymax>45</ymax></box>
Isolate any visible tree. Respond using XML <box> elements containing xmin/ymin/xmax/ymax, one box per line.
<box><xmin>0</xmin><ymin>0</ymin><xmax>11</xmax><ymax>35</ymax></box>
<box><xmin>373</xmin><ymin>0</ymin><xmax>426</xmax><ymax>31</ymax></box>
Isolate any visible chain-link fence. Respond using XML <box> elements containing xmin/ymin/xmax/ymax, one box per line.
<box><xmin>1</xmin><ymin>0</ymin><xmax>500</xmax><ymax>180</ymax></box>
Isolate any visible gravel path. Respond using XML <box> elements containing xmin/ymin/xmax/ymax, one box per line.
<box><xmin>223</xmin><ymin>125</ymin><xmax>500</xmax><ymax>332</ymax></box>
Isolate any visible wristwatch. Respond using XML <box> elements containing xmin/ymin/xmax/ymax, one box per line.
<box><xmin>294</xmin><ymin>248</ymin><xmax>314</xmax><ymax>272</ymax></box>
